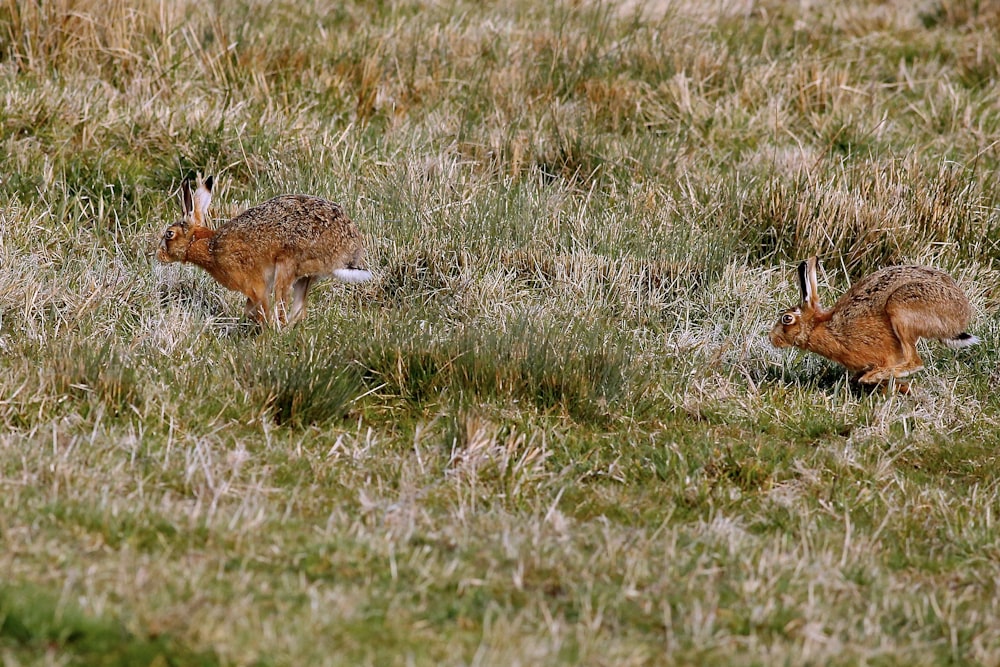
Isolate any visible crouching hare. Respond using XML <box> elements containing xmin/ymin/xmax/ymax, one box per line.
<box><xmin>157</xmin><ymin>176</ymin><xmax>372</xmax><ymax>325</ymax></box>
<box><xmin>770</xmin><ymin>257</ymin><xmax>977</xmax><ymax>384</ymax></box>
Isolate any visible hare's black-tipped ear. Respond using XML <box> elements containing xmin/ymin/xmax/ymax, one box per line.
<box><xmin>798</xmin><ymin>256</ymin><xmax>820</xmax><ymax>310</ymax></box>
<box><xmin>192</xmin><ymin>175</ymin><xmax>214</xmax><ymax>227</ymax></box>
<box><xmin>180</xmin><ymin>180</ymin><xmax>194</xmax><ymax>217</ymax></box>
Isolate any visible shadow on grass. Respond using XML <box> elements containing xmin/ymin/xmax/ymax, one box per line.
<box><xmin>757</xmin><ymin>359</ymin><xmax>886</xmax><ymax>396</ymax></box>
<box><xmin>228</xmin><ymin>314</ymin><xmax>653</xmax><ymax>429</ymax></box>
<box><xmin>358</xmin><ymin>316</ymin><xmax>652</xmax><ymax>426</ymax></box>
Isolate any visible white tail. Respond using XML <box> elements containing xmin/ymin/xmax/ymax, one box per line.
<box><xmin>945</xmin><ymin>333</ymin><xmax>979</xmax><ymax>349</ymax></box>
<box><xmin>333</xmin><ymin>268</ymin><xmax>373</xmax><ymax>283</ymax></box>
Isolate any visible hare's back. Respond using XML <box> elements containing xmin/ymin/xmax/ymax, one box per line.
<box><xmin>216</xmin><ymin>195</ymin><xmax>361</xmax><ymax>250</ymax></box>
<box><xmin>833</xmin><ymin>265</ymin><xmax>965</xmax><ymax>320</ymax></box>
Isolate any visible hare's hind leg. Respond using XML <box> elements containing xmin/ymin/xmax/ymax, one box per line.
<box><xmin>893</xmin><ymin>341</ymin><xmax>924</xmax><ymax>377</ymax></box>
<box><xmin>858</xmin><ymin>340</ymin><xmax>923</xmax><ymax>383</ymax></box>
<box><xmin>886</xmin><ymin>306</ymin><xmax>926</xmax><ymax>378</ymax></box>
<box><xmin>860</xmin><ymin>348</ymin><xmax>923</xmax><ymax>383</ymax></box>
<box><xmin>289</xmin><ymin>276</ymin><xmax>315</xmax><ymax>324</ymax></box>
<box><xmin>859</xmin><ymin>366</ymin><xmax>895</xmax><ymax>384</ymax></box>
<box><xmin>857</xmin><ymin>328</ymin><xmax>919</xmax><ymax>385</ymax></box>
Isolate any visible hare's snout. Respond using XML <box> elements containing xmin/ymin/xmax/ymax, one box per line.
<box><xmin>768</xmin><ymin>324</ymin><xmax>791</xmax><ymax>348</ymax></box>
<box><xmin>156</xmin><ymin>241</ymin><xmax>173</xmax><ymax>264</ymax></box>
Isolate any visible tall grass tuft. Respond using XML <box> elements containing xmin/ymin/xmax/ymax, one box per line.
<box><xmin>741</xmin><ymin>158</ymin><xmax>1000</xmax><ymax>271</ymax></box>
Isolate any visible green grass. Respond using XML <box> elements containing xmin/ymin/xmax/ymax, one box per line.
<box><xmin>0</xmin><ymin>584</ymin><xmax>222</xmax><ymax>666</ymax></box>
<box><xmin>2</xmin><ymin>0</ymin><xmax>1000</xmax><ymax>665</ymax></box>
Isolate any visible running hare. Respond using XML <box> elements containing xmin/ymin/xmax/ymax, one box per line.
<box><xmin>769</xmin><ymin>257</ymin><xmax>977</xmax><ymax>383</ymax></box>
<box><xmin>157</xmin><ymin>176</ymin><xmax>372</xmax><ymax>325</ymax></box>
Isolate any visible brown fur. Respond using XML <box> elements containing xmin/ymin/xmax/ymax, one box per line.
<box><xmin>157</xmin><ymin>176</ymin><xmax>371</xmax><ymax>325</ymax></box>
<box><xmin>769</xmin><ymin>257</ymin><xmax>975</xmax><ymax>383</ymax></box>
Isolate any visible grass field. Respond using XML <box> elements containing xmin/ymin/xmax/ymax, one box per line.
<box><xmin>2</xmin><ymin>0</ymin><xmax>1000</xmax><ymax>664</ymax></box>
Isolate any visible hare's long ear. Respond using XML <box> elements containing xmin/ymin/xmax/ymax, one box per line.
<box><xmin>798</xmin><ymin>256</ymin><xmax>820</xmax><ymax>310</ymax></box>
<box><xmin>192</xmin><ymin>175</ymin><xmax>213</xmax><ymax>227</ymax></box>
<box><xmin>179</xmin><ymin>180</ymin><xmax>194</xmax><ymax>219</ymax></box>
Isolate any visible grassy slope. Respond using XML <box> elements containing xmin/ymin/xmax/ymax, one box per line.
<box><xmin>1</xmin><ymin>0</ymin><xmax>1000</xmax><ymax>664</ymax></box>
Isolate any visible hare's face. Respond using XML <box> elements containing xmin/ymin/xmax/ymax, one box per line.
<box><xmin>157</xmin><ymin>222</ymin><xmax>191</xmax><ymax>263</ymax></box>
<box><xmin>769</xmin><ymin>307</ymin><xmax>802</xmax><ymax>348</ymax></box>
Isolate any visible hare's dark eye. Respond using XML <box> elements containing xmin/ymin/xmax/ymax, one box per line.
<box><xmin>164</xmin><ymin>229</ymin><xmax>174</xmax><ymax>240</ymax></box>
<box><xmin>781</xmin><ymin>313</ymin><xmax>795</xmax><ymax>326</ymax></box>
